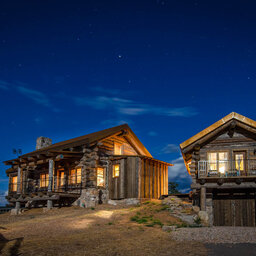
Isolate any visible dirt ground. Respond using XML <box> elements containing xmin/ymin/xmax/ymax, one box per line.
<box><xmin>0</xmin><ymin>201</ymin><xmax>207</xmax><ymax>256</ymax></box>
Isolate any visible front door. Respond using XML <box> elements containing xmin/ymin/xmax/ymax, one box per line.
<box><xmin>109</xmin><ymin>161</ymin><xmax>125</xmax><ymax>199</ymax></box>
<box><xmin>234</xmin><ymin>151</ymin><xmax>246</xmax><ymax>175</ymax></box>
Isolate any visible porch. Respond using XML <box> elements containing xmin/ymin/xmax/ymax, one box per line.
<box><xmin>198</xmin><ymin>159</ymin><xmax>256</xmax><ymax>178</ymax></box>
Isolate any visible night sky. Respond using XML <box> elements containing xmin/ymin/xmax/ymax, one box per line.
<box><xmin>0</xmin><ymin>1</ymin><xmax>256</xmax><ymax>203</ymax></box>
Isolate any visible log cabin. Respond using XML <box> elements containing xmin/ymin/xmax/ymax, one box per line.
<box><xmin>4</xmin><ymin>124</ymin><xmax>171</xmax><ymax>211</ymax></box>
<box><xmin>180</xmin><ymin>112</ymin><xmax>256</xmax><ymax>226</ymax></box>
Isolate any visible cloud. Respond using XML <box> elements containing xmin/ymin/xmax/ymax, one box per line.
<box><xmin>0</xmin><ymin>80</ymin><xmax>10</xmax><ymax>90</ymax></box>
<box><xmin>179</xmin><ymin>187</ymin><xmax>191</xmax><ymax>193</ymax></box>
<box><xmin>16</xmin><ymin>86</ymin><xmax>60</xmax><ymax>112</ymax></box>
<box><xmin>161</xmin><ymin>144</ymin><xmax>180</xmax><ymax>154</ymax></box>
<box><xmin>17</xmin><ymin>86</ymin><xmax>51</xmax><ymax>107</ymax></box>
<box><xmin>73</xmin><ymin>95</ymin><xmax>197</xmax><ymax>118</ymax></box>
<box><xmin>168</xmin><ymin>156</ymin><xmax>192</xmax><ymax>181</ymax></box>
<box><xmin>148</xmin><ymin>131</ymin><xmax>158</xmax><ymax>136</ymax></box>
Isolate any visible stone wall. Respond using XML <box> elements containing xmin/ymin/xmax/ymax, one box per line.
<box><xmin>74</xmin><ymin>144</ymin><xmax>111</xmax><ymax>208</ymax></box>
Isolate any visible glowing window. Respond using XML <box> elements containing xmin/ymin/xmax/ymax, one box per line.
<box><xmin>11</xmin><ymin>176</ymin><xmax>17</xmax><ymax>192</ymax></box>
<box><xmin>40</xmin><ymin>173</ymin><xmax>49</xmax><ymax>187</ymax></box>
<box><xmin>207</xmin><ymin>152</ymin><xmax>228</xmax><ymax>174</ymax></box>
<box><xmin>114</xmin><ymin>143</ymin><xmax>123</xmax><ymax>155</ymax></box>
<box><xmin>235</xmin><ymin>154</ymin><xmax>244</xmax><ymax>171</ymax></box>
<box><xmin>97</xmin><ymin>168</ymin><xmax>105</xmax><ymax>187</ymax></box>
<box><xmin>76</xmin><ymin>168</ymin><xmax>82</xmax><ymax>183</ymax></box>
<box><xmin>69</xmin><ymin>168</ymin><xmax>82</xmax><ymax>184</ymax></box>
<box><xmin>113</xmin><ymin>164</ymin><xmax>120</xmax><ymax>178</ymax></box>
<box><xmin>60</xmin><ymin>171</ymin><xmax>65</xmax><ymax>186</ymax></box>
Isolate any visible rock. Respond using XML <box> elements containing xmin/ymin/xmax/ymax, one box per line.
<box><xmin>173</xmin><ymin>214</ymin><xmax>196</xmax><ymax>225</ymax></box>
<box><xmin>10</xmin><ymin>209</ymin><xmax>21</xmax><ymax>215</ymax></box>
<box><xmin>25</xmin><ymin>200</ymin><xmax>33</xmax><ymax>209</ymax></box>
<box><xmin>107</xmin><ymin>198</ymin><xmax>140</xmax><ymax>206</ymax></box>
<box><xmin>124</xmin><ymin>198</ymin><xmax>139</xmax><ymax>205</ymax></box>
<box><xmin>162</xmin><ymin>225</ymin><xmax>176</xmax><ymax>232</ymax></box>
<box><xmin>192</xmin><ymin>206</ymin><xmax>200</xmax><ymax>213</ymax></box>
<box><xmin>108</xmin><ymin>200</ymin><xmax>117</xmax><ymax>206</ymax></box>
<box><xmin>198</xmin><ymin>211</ymin><xmax>209</xmax><ymax>226</ymax></box>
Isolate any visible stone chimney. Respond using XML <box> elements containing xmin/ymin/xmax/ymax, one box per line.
<box><xmin>36</xmin><ymin>136</ymin><xmax>52</xmax><ymax>150</ymax></box>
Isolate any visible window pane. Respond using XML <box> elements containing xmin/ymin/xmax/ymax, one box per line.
<box><xmin>219</xmin><ymin>152</ymin><xmax>228</xmax><ymax>160</ymax></box>
<box><xmin>60</xmin><ymin>172</ymin><xmax>65</xmax><ymax>186</ymax></box>
<box><xmin>76</xmin><ymin>168</ymin><xmax>81</xmax><ymax>183</ymax></box>
<box><xmin>46</xmin><ymin>174</ymin><xmax>49</xmax><ymax>187</ymax></box>
<box><xmin>40</xmin><ymin>174</ymin><xmax>47</xmax><ymax>187</ymax></box>
<box><xmin>114</xmin><ymin>143</ymin><xmax>122</xmax><ymax>155</ymax></box>
<box><xmin>208</xmin><ymin>153</ymin><xmax>217</xmax><ymax>170</ymax></box>
<box><xmin>235</xmin><ymin>154</ymin><xmax>244</xmax><ymax>171</ymax></box>
<box><xmin>70</xmin><ymin>169</ymin><xmax>76</xmax><ymax>184</ymax></box>
<box><xmin>113</xmin><ymin>165</ymin><xmax>120</xmax><ymax>177</ymax></box>
<box><xmin>219</xmin><ymin>152</ymin><xmax>228</xmax><ymax>174</ymax></box>
<box><xmin>97</xmin><ymin>168</ymin><xmax>104</xmax><ymax>187</ymax></box>
<box><xmin>12</xmin><ymin>176</ymin><xmax>17</xmax><ymax>192</ymax></box>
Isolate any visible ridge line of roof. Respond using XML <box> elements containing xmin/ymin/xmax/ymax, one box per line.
<box><xmin>180</xmin><ymin>112</ymin><xmax>256</xmax><ymax>150</ymax></box>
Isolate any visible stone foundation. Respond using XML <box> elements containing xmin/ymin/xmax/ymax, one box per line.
<box><xmin>74</xmin><ymin>188</ymin><xmax>109</xmax><ymax>208</ymax></box>
<box><xmin>107</xmin><ymin>198</ymin><xmax>140</xmax><ymax>206</ymax></box>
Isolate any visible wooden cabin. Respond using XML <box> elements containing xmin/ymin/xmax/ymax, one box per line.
<box><xmin>180</xmin><ymin>112</ymin><xmax>256</xmax><ymax>226</ymax></box>
<box><xmin>4</xmin><ymin>124</ymin><xmax>171</xmax><ymax>210</ymax></box>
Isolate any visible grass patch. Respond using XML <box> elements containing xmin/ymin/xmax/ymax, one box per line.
<box><xmin>130</xmin><ymin>213</ymin><xmax>163</xmax><ymax>227</ymax></box>
<box><xmin>155</xmin><ymin>205</ymin><xmax>169</xmax><ymax>212</ymax></box>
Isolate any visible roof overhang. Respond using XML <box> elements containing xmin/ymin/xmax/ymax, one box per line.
<box><xmin>180</xmin><ymin>112</ymin><xmax>256</xmax><ymax>151</ymax></box>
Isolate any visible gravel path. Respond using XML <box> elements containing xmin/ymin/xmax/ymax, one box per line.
<box><xmin>170</xmin><ymin>227</ymin><xmax>256</xmax><ymax>244</ymax></box>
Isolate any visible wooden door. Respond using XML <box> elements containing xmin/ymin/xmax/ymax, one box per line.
<box><xmin>213</xmin><ymin>196</ymin><xmax>255</xmax><ymax>226</ymax></box>
<box><xmin>109</xmin><ymin>163</ymin><xmax>121</xmax><ymax>199</ymax></box>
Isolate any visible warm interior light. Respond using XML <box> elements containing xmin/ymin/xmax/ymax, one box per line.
<box><xmin>113</xmin><ymin>164</ymin><xmax>120</xmax><ymax>177</ymax></box>
<box><xmin>11</xmin><ymin>176</ymin><xmax>17</xmax><ymax>192</ymax></box>
<box><xmin>97</xmin><ymin>168</ymin><xmax>104</xmax><ymax>187</ymax></box>
<box><xmin>114</xmin><ymin>143</ymin><xmax>123</xmax><ymax>155</ymax></box>
<box><xmin>219</xmin><ymin>166</ymin><xmax>225</xmax><ymax>174</ymax></box>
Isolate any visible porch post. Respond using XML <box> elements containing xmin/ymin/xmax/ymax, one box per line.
<box><xmin>47</xmin><ymin>159</ymin><xmax>54</xmax><ymax>209</ymax></box>
<box><xmin>48</xmin><ymin>159</ymin><xmax>54</xmax><ymax>192</ymax></box>
<box><xmin>200</xmin><ymin>186</ymin><xmax>206</xmax><ymax>211</ymax></box>
<box><xmin>17</xmin><ymin>166</ymin><xmax>21</xmax><ymax>195</ymax></box>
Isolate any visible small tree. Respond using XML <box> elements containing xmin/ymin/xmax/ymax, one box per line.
<box><xmin>168</xmin><ymin>182</ymin><xmax>179</xmax><ymax>194</ymax></box>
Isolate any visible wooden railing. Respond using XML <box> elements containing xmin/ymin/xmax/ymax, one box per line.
<box><xmin>198</xmin><ymin>160</ymin><xmax>256</xmax><ymax>178</ymax></box>
<box><xmin>8</xmin><ymin>175</ymin><xmax>82</xmax><ymax>195</ymax></box>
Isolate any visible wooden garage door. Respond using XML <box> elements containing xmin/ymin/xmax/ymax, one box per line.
<box><xmin>213</xmin><ymin>198</ymin><xmax>255</xmax><ymax>226</ymax></box>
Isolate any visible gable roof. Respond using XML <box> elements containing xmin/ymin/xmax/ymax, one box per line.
<box><xmin>13</xmin><ymin>124</ymin><xmax>152</xmax><ymax>159</ymax></box>
<box><xmin>180</xmin><ymin>112</ymin><xmax>256</xmax><ymax>150</ymax></box>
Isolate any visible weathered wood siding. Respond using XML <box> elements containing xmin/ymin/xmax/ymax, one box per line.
<box><xmin>140</xmin><ymin>158</ymin><xmax>169</xmax><ymax>199</ymax></box>
<box><xmin>100</xmin><ymin>135</ymin><xmax>138</xmax><ymax>155</ymax></box>
<box><xmin>213</xmin><ymin>195</ymin><xmax>256</xmax><ymax>226</ymax></box>
<box><xmin>109</xmin><ymin>157</ymin><xmax>169</xmax><ymax>200</ymax></box>
<box><xmin>200</xmin><ymin>130</ymin><xmax>256</xmax><ymax>162</ymax></box>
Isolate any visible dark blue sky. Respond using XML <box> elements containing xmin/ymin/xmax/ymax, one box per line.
<box><xmin>0</xmin><ymin>0</ymin><xmax>256</xmax><ymax>199</ymax></box>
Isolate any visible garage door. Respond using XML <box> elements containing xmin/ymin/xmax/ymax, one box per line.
<box><xmin>213</xmin><ymin>197</ymin><xmax>255</xmax><ymax>226</ymax></box>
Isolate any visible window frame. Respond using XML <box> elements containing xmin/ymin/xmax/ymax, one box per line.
<box><xmin>69</xmin><ymin>167</ymin><xmax>82</xmax><ymax>185</ymax></box>
<box><xmin>97</xmin><ymin>167</ymin><xmax>105</xmax><ymax>187</ymax></box>
<box><xmin>40</xmin><ymin>173</ymin><xmax>49</xmax><ymax>188</ymax></box>
<box><xmin>10</xmin><ymin>176</ymin><xmax>18</xmax><ymax>192</ymax></box>
<box><xmin>112</xmin><ymin>164</ymin><xmax>120</xmax><ymax>178</ymax></box>
<box><xmin>114</xmin><ymin>142</ymin><xmax>123</xmax><ymax>155</ymax></box>
<box><xmin>207</xmin><ymin>151</ymin><xmax>229</xmax><ymax>173</ymax></box>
